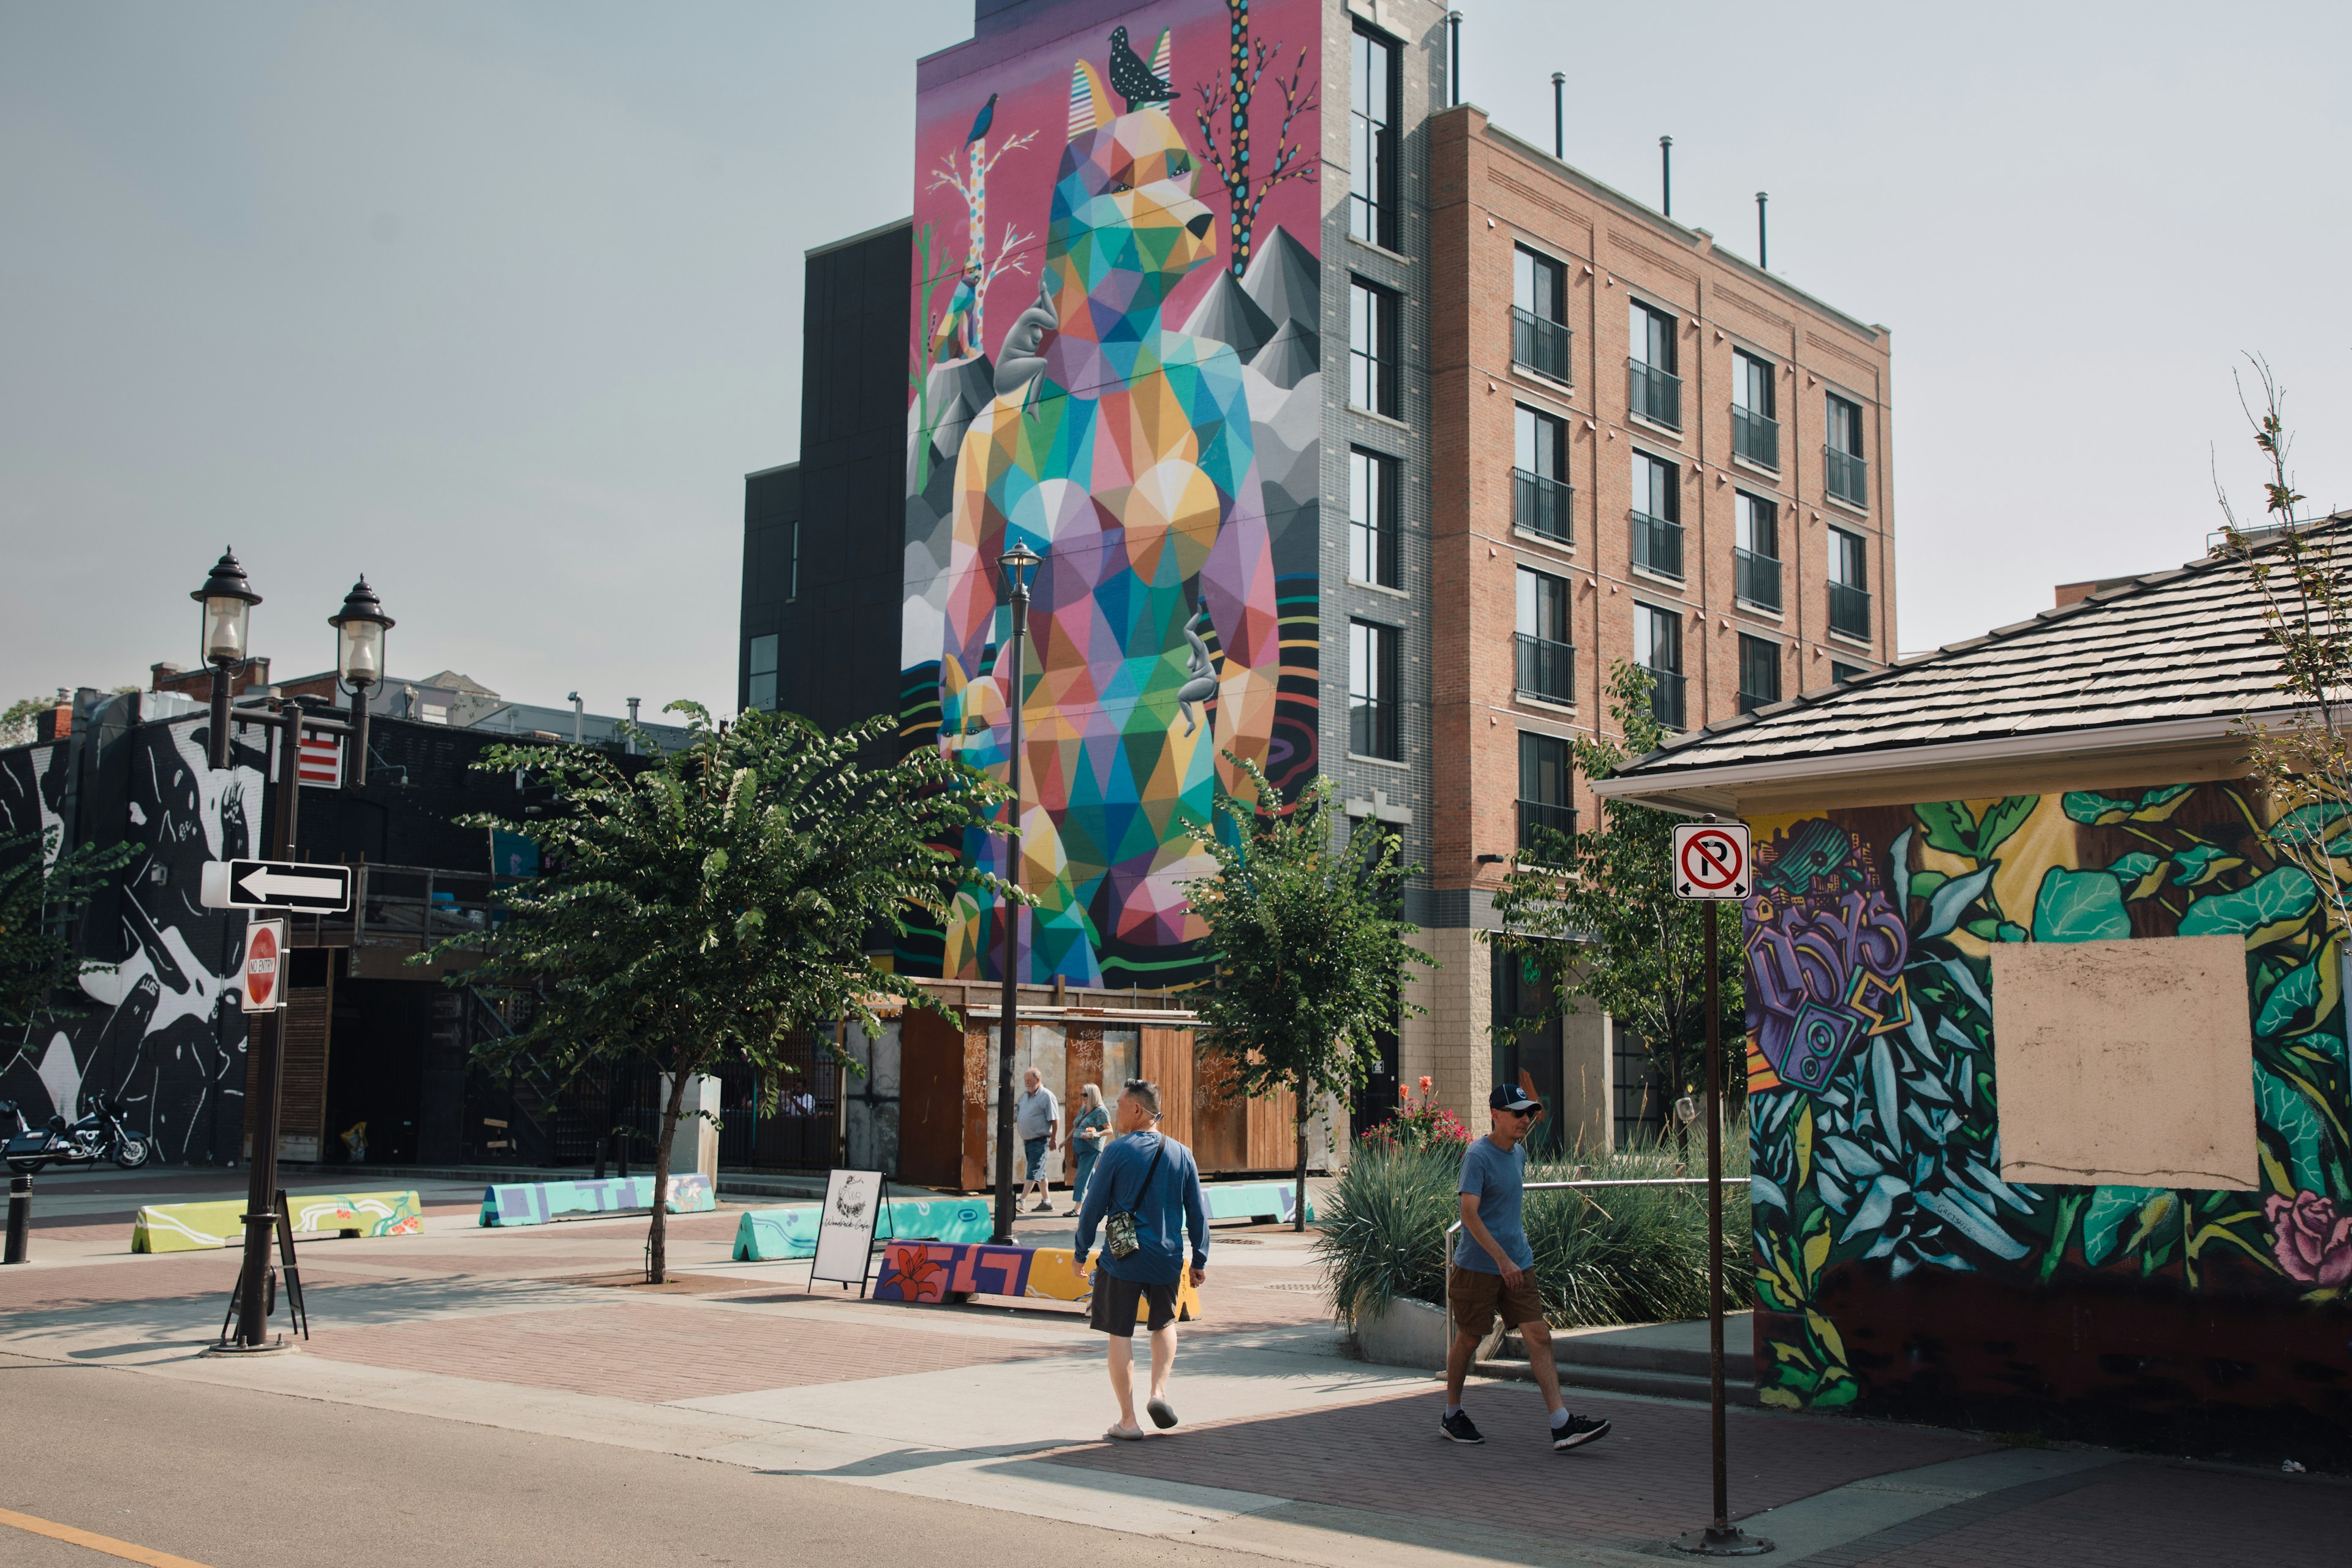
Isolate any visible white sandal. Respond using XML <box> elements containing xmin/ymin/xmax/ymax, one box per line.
<box><xmin>1104</xmin><ymin>1423</ymin><xmax>1147</xmax><ymax>1441</ymax></box>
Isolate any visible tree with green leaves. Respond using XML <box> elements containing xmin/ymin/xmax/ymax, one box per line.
<box><xmin>1184</xmin><ymin>758</ymin><xmax>1434</xmax><ymax>1229</ymax></box>
<box><xmin>432</xmin><ymin>703</ymin><xmax>1013</xmax><ymax>1281</ymax></box>
<box><xmin>1</xmin><ymin>826</ymin><xmax>138</xmax><ymax>1043</ymax></box>
<box><xmin>1487</xmin><ymin>662</ymin><xmax>1744</xmax><ymax>1147</ymax></box>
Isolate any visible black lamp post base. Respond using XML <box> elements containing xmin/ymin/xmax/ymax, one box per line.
<box><xmin>1670</xmin><ymin>1525</ymin><xmax>1773</xmax><ymax>1556</ymax></box>
<box><xmin>200</xmin><ymin>1337</ymin><xmax>298</xmax><ymax>1358</ymax></box>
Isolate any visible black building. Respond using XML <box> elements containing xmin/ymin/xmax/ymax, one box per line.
<box><xmin>739</xmin><ymin>219</ymin><xmax>913</xmax><ymax>752</ymax></box>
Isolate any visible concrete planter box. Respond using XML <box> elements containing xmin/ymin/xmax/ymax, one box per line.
<box><xmin>1352</xmin><ymin>1294</ymin><xmax>1502</xmax><ymax>1371</ymax></box>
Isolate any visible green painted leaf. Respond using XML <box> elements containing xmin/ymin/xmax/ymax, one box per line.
<box><xmin>1997</xmin><ymin>922</ymin><xmax>2029</xmax><ymax>943</ymax></box>
<box><xmin>2256</xmin><ymin>963</ymin><xmax>2323</xmax><ymax>1040</ymax></box>
<box><xmin>1916</xmin><ymin>800</ymin><xmax>1979</xmax><ymax>857</ymax></box>
<box><xmin>2179</xmin><ymin>867</ymin><xmax>2319</xmax><ymax>938</ymax></box>
<box><xmin>1924</xmin><ymin>864</ymin><xmax>1998</xmax><ymax>940</ymax></box>
<box><xmin>1973</xmin><ymin>796</ymin><xmax>2040</xmax><ymax>858</ymax></box>
<box><xmin>2105</xmin><ymin>851</ymin><xmax>2162</xmax><ymax>886</ymax></box>
<box><xmin>2083</xmin><ymin>1185</ymin><xmax>2163</xmax><ymax>1267</ymax></box>
<box><xmin>1909</xmin><ymin>869</ymin><xmax>1949</xmax><ymax>905</ymax></box>
<box><xmin>2032</xmin><ymin>868</ymin><xmax>2132</xmax><ymax>943</ymax></box>
<box><xmin>2126</xmin><ymin>784</ymin><xmax>2197</xmax><ymax>821</ymax></box>
<box><xmin>2270</xmin><ymin>802</ymin><xmax>2352</xmax><ymax>856</ymax></box>
<box><xmin>2062</xmin><ymin>791</ymin><xmax>2135</xmax><ymax>826</ymax></box>
<box><xmin>2258</xmin><ymin>1068</ymin><xmax>2329</xmax><ymax>1194</ymax></box>
<box><xmin>2169</xmin><ymin>845</ymin><xmax>2242</xmax><ymax>888</ymax></box>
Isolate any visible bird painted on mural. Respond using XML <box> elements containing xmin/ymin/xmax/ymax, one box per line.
<box><xmin>932</xmin><ymin>264</ymin><xmax>982</xmax><ymax>359</ymax></box>
<box><xmin>964</xmin><ymin>92</ymin><xmax>998</xmax><ymax>146</ymax></box>
<box><xmin>1107</xmin><ymin>26</ymin><xmax>1174</xmax><ymax>110</ymax></box>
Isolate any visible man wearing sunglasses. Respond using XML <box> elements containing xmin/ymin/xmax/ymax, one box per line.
<box><xmin>1442</xmin><ymin>1084</ymin><xmax>1612</xmax><ymax>1452</ymax></box>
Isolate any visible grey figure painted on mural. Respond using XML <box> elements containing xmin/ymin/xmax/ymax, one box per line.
<box><xmin>1176</xmin><ymin>606</ymin><xmax>1218</xmax><ymax>737</ymax></box>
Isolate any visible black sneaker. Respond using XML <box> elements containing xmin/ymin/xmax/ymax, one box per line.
<box><xmin>1440</xmin><ymin>1409</ymin><xmax>1485</xmax><ymax>1444</ymax></box>
<box><xmin>1551</xmin><ymin>1413</ymin><xmax>1611</xmax><ymax>1451</ymax></box>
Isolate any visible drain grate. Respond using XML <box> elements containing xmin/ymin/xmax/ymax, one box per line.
<box><xmin>1259</xmin><ymin>1281</ymin><xmax>1327</xmax><ymax>1294</ymax></box>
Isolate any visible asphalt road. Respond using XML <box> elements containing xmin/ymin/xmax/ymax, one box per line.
<box><xmin>0</xmin><ymin>1356</ymin><xmax>1251</xmax><ymax>1568</ymax></box>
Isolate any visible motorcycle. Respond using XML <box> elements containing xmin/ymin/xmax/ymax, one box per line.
<box><xmin>3</xmin><ymin>1090</ymin><xmax>153</xmax><ymax>1174</ymax></box>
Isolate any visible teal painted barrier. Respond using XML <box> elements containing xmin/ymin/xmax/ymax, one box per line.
<box><xmin>732</xmin><ymin>1195</ymin><xmax>993</xmax><ymax>1261</ymax></box>
<box><xmin>479</xmin><ymin>1172</ymin><xmax>717</xmax><ymax>1227</ymax></box>
<box><xmin>1203</xmin><ymin>1182</ymin><xmax>1312</xmax><ymax>1224</ymax></box>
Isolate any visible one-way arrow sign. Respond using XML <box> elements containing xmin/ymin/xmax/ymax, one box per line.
<box><xmin>200</xmin><ymin>859</ymin><xmax>352</xmax><ymax>914</ymax></box>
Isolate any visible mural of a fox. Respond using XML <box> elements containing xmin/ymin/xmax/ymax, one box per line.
<box><xmin>935</xmin><ymin>44</ymin><xmax>1281</xmax><ymax>986</ymax></box>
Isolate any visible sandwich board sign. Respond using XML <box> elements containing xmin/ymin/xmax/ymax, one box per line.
<box><xmin>1672</xmin><ymin>822</ymin><xmax>1751</xmax><ymax>901</ymax></box>
<box><xmin>810</xmin><ymin>1168</ymin><xmax>886</xmax><ymax>1293</ymax></box>
<box><xmin>240</xmin><ymin>919</ymin><xmax>287</xmax><ymax>1013</ymax></box>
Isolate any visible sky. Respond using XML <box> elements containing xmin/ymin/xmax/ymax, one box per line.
<box><xmin>3</xmin><ymin>1</ymin><xmax>2347</xmax><ymax>715</ymax></box>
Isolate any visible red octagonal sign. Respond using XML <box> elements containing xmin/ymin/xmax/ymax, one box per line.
<box><xmin>241</xmin><ymin>919</ymin><xmax>286</xmax><ymax>1013</ymax></box>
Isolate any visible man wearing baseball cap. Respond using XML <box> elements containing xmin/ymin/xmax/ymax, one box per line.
<box><xmin>1442</xmin><ymin>1082</ymin><xmax>1612</xmax><ymax>1451</ymax></box>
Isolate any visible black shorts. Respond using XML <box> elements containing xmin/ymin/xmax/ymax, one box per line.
<box><xmin>1089</xmin><ymin>1270</ymin><xmax>1180</xmax><ymax>1336</ymax></box>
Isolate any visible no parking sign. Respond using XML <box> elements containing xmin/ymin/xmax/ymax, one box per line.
<box><xmin>1671</xmin><ymin>822</ymin><xmax>1751</xmax><ymax>901</ymax></box>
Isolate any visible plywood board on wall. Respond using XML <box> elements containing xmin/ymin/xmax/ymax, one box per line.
<box><xmin>1991</xmin><ymin>934</ymin><xmax>2259</xmax><ymax>1190</ymax></box>
<box><xmin>1141</xmin><ymin>1027</ymin><xmax>1194</xmax><ymax>1147</ymax></box>
<box><xmin>896</xmin><ymin>1008</ymin><xmax>966</xmax><ymax>1189</ymax></box>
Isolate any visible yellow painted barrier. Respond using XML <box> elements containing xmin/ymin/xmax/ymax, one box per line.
<box><xmin>130</xmin><ymin>1190</ymin><xmax>425</xmax><ymax>1253</ymax></box>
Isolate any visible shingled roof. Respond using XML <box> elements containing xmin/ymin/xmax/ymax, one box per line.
<box><xmin>1597</xmin><ymin>514</ymin><xmax>2349</xmax><ymax>804</ymax></box>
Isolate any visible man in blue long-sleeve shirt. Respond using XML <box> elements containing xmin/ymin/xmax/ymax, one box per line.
<box><xmin>1074</xmin><ymin>1077</ymin><xmax>1208</xmax><ymax>1439</ymax></box>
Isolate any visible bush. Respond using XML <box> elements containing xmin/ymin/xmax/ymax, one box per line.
<box><xmin>1356</xmin><ymin>1076</ymin><xmax>1470</xmax><ymax>1155</ymax></box>
<box><xmin>1319</xmin><ymin>1130</ymin><xmax>1754</xmax><ymax>1331</ymax></box>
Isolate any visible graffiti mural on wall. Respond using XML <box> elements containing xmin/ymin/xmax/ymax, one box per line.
<box><xmin>1744</xmin><ymin>786</ymin><xmax>2352</xmax><ymax>1445</ymax></box>
<box><xmin>901</xmin><ymin>0</ymin><xmax>1324</xmax><ymax>988</ymax></box>
<box><xmin>1</xmin><ymin>711</ymin><xmax>265</xmax><ymax>1164</ymax></box>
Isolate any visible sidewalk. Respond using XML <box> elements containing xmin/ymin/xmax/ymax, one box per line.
<box><xmin>1</xmin><ymin>1170</ymin><xmax>2339</xmax><ymax>1568</ymax></box>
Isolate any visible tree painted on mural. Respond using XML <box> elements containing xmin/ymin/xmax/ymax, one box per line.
<box><xmin>1191</xmin><ymin>0</ymin><xmax>1319</xmax><ymax>276</ymax></box>
<box><xmin>1747</xmin><ymin>786</ymin><xmax>2352</xmax><ymax>1410</ymax></box>
<box><xmin>925</xmin><ymin>117</ymin><xmax>1038</xmax><ymax>360</ymax></box>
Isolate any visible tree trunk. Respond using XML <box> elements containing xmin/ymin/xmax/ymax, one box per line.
<box><xmin>648</xmin><ymin>1064</ymin><xmax>692</xmax><ymax>1284</ymax></box>
<box><xmin>1292</xmin><ymin>1074</ymin><xmax>1311</xmax><ymax>1234</ymax></box>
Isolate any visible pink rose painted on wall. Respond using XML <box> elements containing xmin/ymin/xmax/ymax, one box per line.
<box><xmin>2264</xmin><ymin>1191</ymin><xmax>2352</xmax><ymax>1287</ymax></box>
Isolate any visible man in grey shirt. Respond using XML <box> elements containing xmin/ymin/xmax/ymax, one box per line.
<box><xmin>1015</xmin><ymin>1068</ymin><xmax>1062</xmax><ymax>1214</ymax></box>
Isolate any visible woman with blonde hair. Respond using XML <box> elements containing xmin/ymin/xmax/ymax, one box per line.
<box><xmin>1069</xmin><ymin>1083</ymin><xmax>1111</xmax><ymax>1204</ymax></box>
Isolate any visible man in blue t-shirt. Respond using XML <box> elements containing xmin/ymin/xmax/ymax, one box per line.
<box><xmin>1074</xmin><ymin>1077</ymin><xmax>1209</xmax><ymax>1441</ymax></box>
<box><xmin>1444</xmin><ymin>1083</ymin><xmax>1612</xmax><ymax>1452</ymax></box>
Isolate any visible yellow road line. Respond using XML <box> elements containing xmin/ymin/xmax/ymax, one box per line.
<box><xmin>0</xmin><ymin>1506</ymin><xmax>215</xmax><ymax>1567</ymax></box>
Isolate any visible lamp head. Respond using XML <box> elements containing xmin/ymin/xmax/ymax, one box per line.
<box><xmin>998</xmin><ymin>540</ymin><xmax>1042</xmax><ymax>600</ymax></box>
<box><xmin>328</xmin><ymin>575</ymin><xmax>394</xmax><ymax>688</ymax></box>
<box><xmin>191</xmin><ymin>547</ymin><xmax>262</xmax><ymax>667</ymax></box>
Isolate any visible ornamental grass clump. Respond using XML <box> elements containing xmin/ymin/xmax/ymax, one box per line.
<box><xmin>1320</xmin><ymin>1130</ymin><xmax>1754</xmax><ymax>1332</ymax></box>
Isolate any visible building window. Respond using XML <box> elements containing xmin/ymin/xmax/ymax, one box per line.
<box><xmin>1349</xmin><ymin>619</ymin><xmax>1401</xmax><ymax>760</ymax></box>
<box><xmin>1828</xmin><ymin>526</ymin><xmax>1871</xmax><ymax>639</ymax></box>
<box><xmin>1830</xmin><ymin>660</ymin><xmax>1866</xmax><ymax>684</ymax></box>
<box><xmin>1349</xmin><ymin>447</ymin><xmax>1400</xmax><ymax>587</ymax></box>
<box><xmin>1635</xmin><ymin>601</ymin><xmax>1684</xmax><ymax>730</ymax></box>
<box><xmin>788</xmin><ymin>519</ymin><xmax>800</xmax><ymax>601</ymax></box>
<box><xmin>1518</xmin><ymin>731</ymin><xmax>1575</xmax><ymax>858</ymax></box>
<box><xmin>1732</xmin><ymin>350</ymin><xmax>1778</xmax><ymax>469</ymax></box>
<box><xmin>747</xmin><ymin>633</ymin><xmax>778</xmax><ymax>712</ymax></box>
<box><xmin>1629</xmin><ymin>450</ymin><xmax>1683</xmax><ymax>578</ymax></box>
<box><xmin>1512</xmin><ymin>247</ymin><xmax>1571</xmax><ymax>382</ymax></box>
<box><xmin>1349</xmin><ymin>25</ymin><xmax>1400</xmax><ymax>249</ymax></box>
<box><xmin>1350</xmin><ymin>277</ymin><xmax>1400</xmax><ymax>418</ymax></box>
<box><xmin>1825</xmin><ymin>391</ymin><xmax>1868</xmax><ymax>507</ymax></box>
<box><xmin>1513</xmin><ymin>405</ymin><xmax>1570</xmax><ymax>543</ymax></box>
<box><xmin>1738</xmin><ymin>633</ymin><xmax>1781</xmax><ymax>714</ymax></box>
<box><xmin>1627</xmin><ymin>299</ymin><xmax>1681</xmax><ymax>428</ymax></box>
<box><xmin>1515</xmin><ymin>567</ymin><xmax>1574</xmax><ymax>704</ymax></box>
<box><xmin>1733</xmin><ymin>491</ymin><xmax>1779</xmax><ymax>611</ymax></box>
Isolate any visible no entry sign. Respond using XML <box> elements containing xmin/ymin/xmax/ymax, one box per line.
<box><xmin>240</xmin><ymin>919</ymin><xmax>287</xmax><ymax>1012</ymax></box>
<box><xmin>1672</xmin><ymin>822</ymin><xmax>1751</xmax><ymax>901</ymax></box>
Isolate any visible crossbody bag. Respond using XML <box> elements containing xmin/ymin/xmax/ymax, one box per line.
<box><xmin>1103</xmin><ymin>1136</ymin><xmax>1167</xmax><ymax>1261</ymax></box>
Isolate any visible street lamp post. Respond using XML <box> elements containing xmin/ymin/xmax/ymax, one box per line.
<box><xmin>329</xmin><ymin>577</ymin><xmax>393</xmax><ymax>787</ymax></box>
<box><xmin>193</xmin><ymin>549</ymin><xmax>260</xmax><ymax>770</ymax></box>
<box><xmin>991</xmin><ymin>541</ymin><xmax>1040</xmax><ymax>1245</ymax></box>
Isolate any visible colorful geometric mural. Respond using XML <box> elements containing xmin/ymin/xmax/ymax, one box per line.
<box><xmin>902</xmin><ymin>0</ymin><xmax>1325</xmax><ymax>988</ymax></box>
<box><xmin>873</xmin><ymin>1240</ymin><xmax>1202</xmax><ymax>1321</ymax></box>
<box><xmin>1744</xmin><ymin>786</ymin><xmax>2352</xmax><ymax>1458</ymax></box>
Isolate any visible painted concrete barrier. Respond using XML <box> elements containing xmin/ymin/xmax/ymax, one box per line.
<box><xmin>731</xmin><ymin>1196</ymin><xmax>993</xmax><ymax>1262</ymax></box>
<box><xmin>873</xmin><ymin>1241</ymin><xmax>1202</xmax><ymax>1322</ymax></box>
<box><xmin>132</xmin><ymin>1190</ymin><xmax>425</xmax><ymax>1254</ymax></box>
<box><xmin>1204</xmin><ymin>1181</ymin><xmax>1311</xmax><ymax>1225</ymax></box>
<box><xmin>478</xmin><ymin>1172</ymin><xmax>716</xmax><ymax>1227</ymax></box>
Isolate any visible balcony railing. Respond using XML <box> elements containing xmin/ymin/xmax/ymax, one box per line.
<box><xmin>1645</xmin><ymin>666</ymin><xmax>1687</xmax><ymax>731</ymax></box>
<box><xmin>1627</xmin><ymin>360</ymin><xmax>1682</xmax><ymax>429</ymax></box>
<box><xmin>1828</xmin><ymin>581</ymin><xmax>1871</xmax><ymax>640</ymax></box>
<box><xmin>1517</xmin><ymin>797</ymin><xmax>1579</xmax><ymax>858</ymax></box>
<box><xmin>1733</xmin><ymin>405</ymin><xmax>1779</xmax><ymax>469</ymax></box>
<box><xmin>1515</xmin><ymin>633</ymin><xmax>1576</xmax><ymax>704</ymax></box>
<box><xmin>1513</xmin><ymin>467</ymin><xmax>1572</xmax><ymax>543</ymax></box>
<box><xmin>1512</xmin><ymin>307</ymin><xmax>1572</xmax><ymax>382</ymax></box>
<box><xmin>1630</xmin><ymin>510</ymin><xmax>1684</xmax><ymax>579</ymax></box>
<box><xmin>1825</xmin><ymin>445</ymin><xmax>1868</xmax><ymax>507</ymax></box>
<box><xmin>1734</xmin><ymin>547</ymin><xmax>1781</xmax><ymax>612</ymax></box>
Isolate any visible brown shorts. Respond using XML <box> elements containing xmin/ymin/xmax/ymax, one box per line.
<box><xmin>1448</xmin><ymin>1264</ymin><xmax>1543</xmax><ymax>1336</ymax></box>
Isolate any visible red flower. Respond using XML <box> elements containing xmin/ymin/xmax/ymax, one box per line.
<box><xmin>2265</xmin><ymin>1191</ymin><xmax>2352</xmax><ymax>1287</ymax></box>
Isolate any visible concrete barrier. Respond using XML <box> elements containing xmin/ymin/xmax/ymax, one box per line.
<box><xmin>132</xmin><ymin>1190</ymin><xmax>424</xmax><ymax>1254</ymax></box>
<box><xmin>1204</xmin><ymin>1181</ymin><xmax>1312</xmax><ymax>1225</ymax></box>
<box><xmin>478</xmin><ymin>1172</ymin><xmax>715</xmax><ymax>1227</ymax></box>
<box><xmin>731</xmin><ymin>1196</ymin><xmax>993</xmax><ymax>1261</ymax></box>
<box><xmin>1352</xmin><ymin>1294</ymin><xmax>1503</xmax><ymax>1370</ymax></box>
<box><xmin>873</xmin><ymin>1241</ymin><xmax>1202</xmax><ymax>1321</ymax></box>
